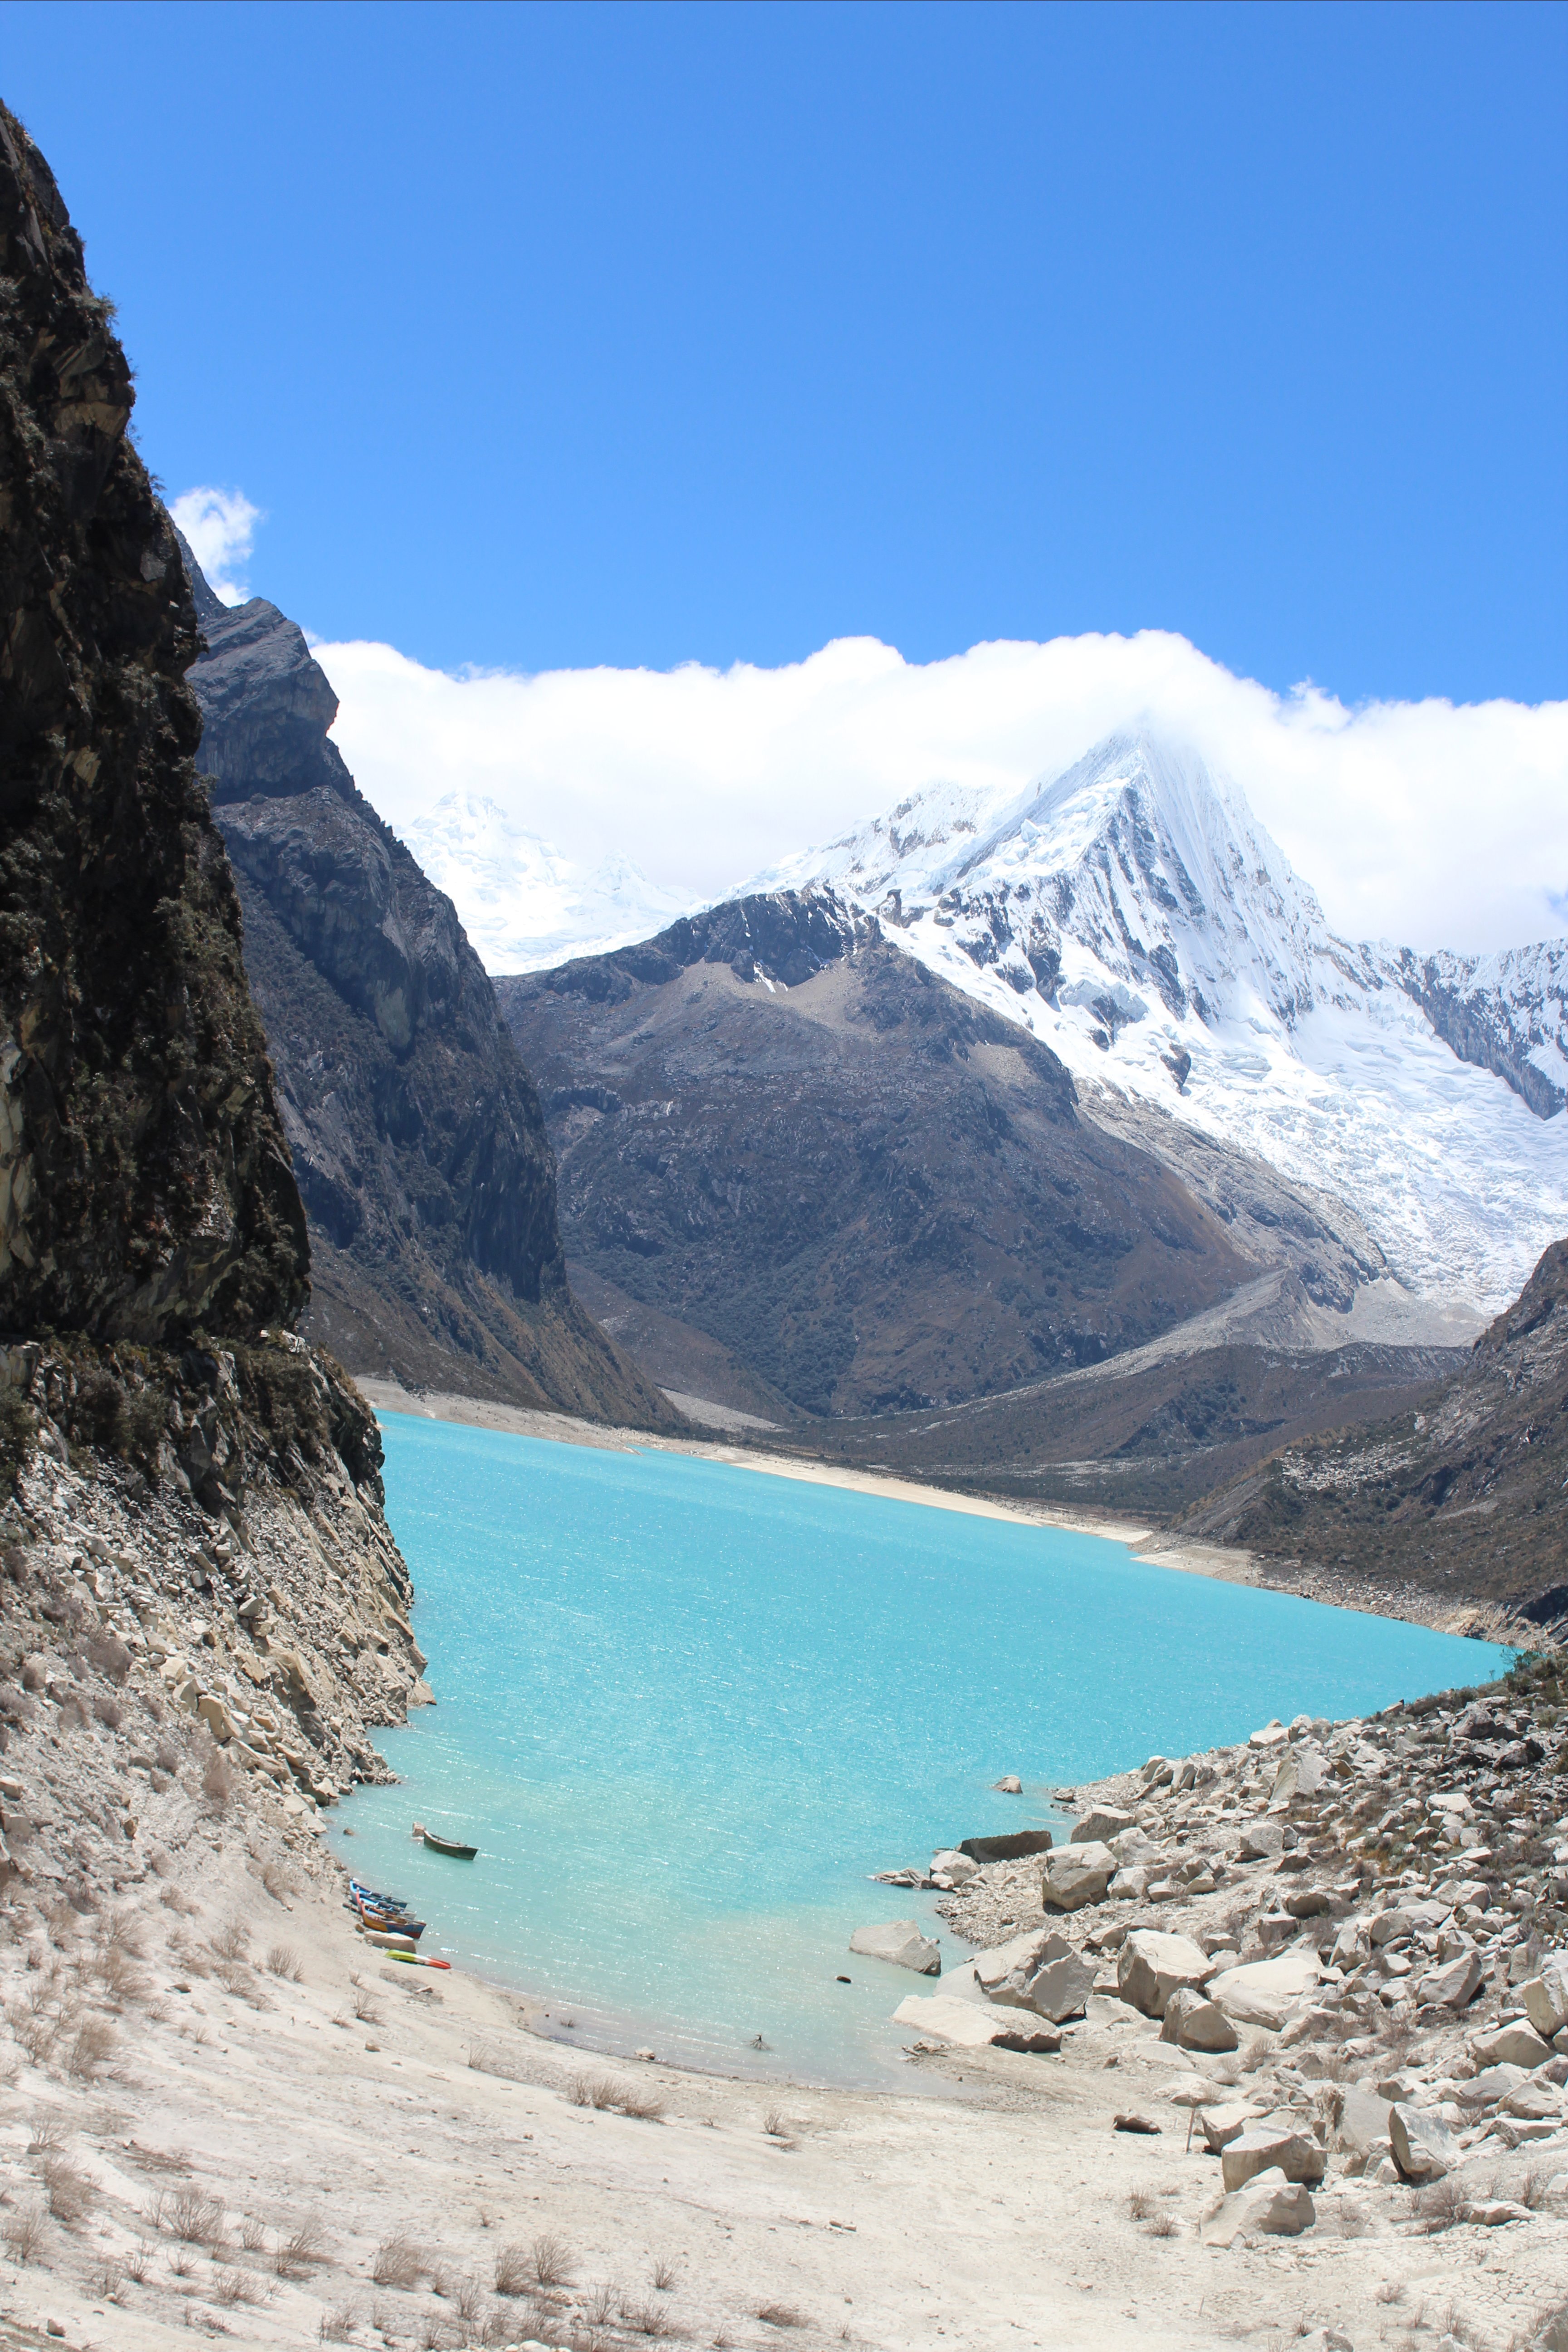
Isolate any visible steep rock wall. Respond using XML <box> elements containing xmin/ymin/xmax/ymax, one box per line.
<box><xmin>184</xmin><ymin>553</ymin><xmax>679</xmax><ymax>1426</ymax></box>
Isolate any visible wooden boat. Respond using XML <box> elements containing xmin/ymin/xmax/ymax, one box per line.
<box><xmin>349</xmin><ymin>1880</ymin><xmax>409</xmax><ymax>1911</ymax></box>
<box><xmin>421</xmin><ymin>1829</ymin><xmax>478</xmax><ymax>1860</ymax></box>
<box><xmin>361</xmin><ymin>1927</ymin><xmax>419</xmax><ymax>1952</ymax></box>
<box><xmin>355</xmin><ymin>1904</ymin><xmax>426</xmax><ymax>1940</ymax></box>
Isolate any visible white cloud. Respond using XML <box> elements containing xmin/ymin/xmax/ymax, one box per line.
<box><xmin>308</xmin><ymin>627</ymin><xmax>1568</xmax><ymax>959</ymax></box>
<box><xmin>169</xmin><ymin>485</ymin><xmax>263</xmax><ymax>606</ymax></box>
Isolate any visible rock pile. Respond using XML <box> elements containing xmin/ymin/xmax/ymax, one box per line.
<box><xmin>906</xmin><ymin>1653</ymin><xmax>1568</xmax><ymax>2280</ymax></box>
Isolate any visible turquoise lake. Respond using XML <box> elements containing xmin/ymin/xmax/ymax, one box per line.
<box><xmin>332</xmin><ymin>1413</ymin><xmax>1509</xmax><ymax>2088</ymax></box>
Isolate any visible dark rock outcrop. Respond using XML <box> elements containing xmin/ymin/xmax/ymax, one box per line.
<box><xmin>498</xmin><ymin>892</ymin><xmax>1260</xmax><ymax>1418</ymax></box>
<box><xmin>1175</xmin><ymin>1238</ymin><xmax>1568</xmax><ymax>1607</ymax></box>
<box><xmin>184</xmin><ymin>554</ymin><xmax>678</xmax><ymax>1426</ymax></box>
<box><xmin>0</xmin><ymin>106</ymin><xmax>426</xmax><ymax>1817</ymax></box>
<box><xmin>0</xmin><ymin>108</ymin><xmax>307</xmax><ymax>1346</ymax></box>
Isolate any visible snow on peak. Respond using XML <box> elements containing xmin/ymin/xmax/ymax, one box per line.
<box><xmin>763</xmin><ymin>729</ymin><xmax>1568</xmax><ymax>1315</ymax></box>
<box><xmin>402</xmin><ymin>792</ymin><xmax>694</xmax><ymax>973</ymax></box>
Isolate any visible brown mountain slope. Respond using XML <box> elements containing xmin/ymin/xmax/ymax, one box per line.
<box><xmin>498</xmin><ymin>890</ymin><xmax>1273</xmax><ymax>1419</ymax></box>
<box><xmin>1173</xmin><ymin>1238</ymin><xmax>1568</xmax><ymax>1618</ymax></box>
<box><xmin>765</xmin><ymin>1328</ymin><xmax>1469</xmax><ymax>1517</ymax></box>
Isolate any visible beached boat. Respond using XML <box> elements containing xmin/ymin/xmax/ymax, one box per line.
<box><xmin>349</xmin><ymin>1880</ymin><xmax>409</xmax><ymax>1911</ymax></box>
<box><xmin>361</xmin><ymin>1927</ymin><xmax>419</xmax><ymax>1952</ymax></box>
<box><xmin>384</xmin><ymin>1950</ymin><xmax>452</xmax><ymax>1970</ymax></box>
<box><xmin>420</xmin><ymin>1829</ymin><xmax>478</xmax><ymax>1860</ymax></box>
<box><xmin>355</xmin><ymin>1904</ymin><xmax>426</xmax><ymax>1939</ymax></box>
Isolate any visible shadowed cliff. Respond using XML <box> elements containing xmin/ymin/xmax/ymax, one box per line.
<box><xmin>0</xmin><ymin>111</ymin><xmax>306</xmax><ymax>1346</ymax></box>
<box><xmin>181</xmin><ymin>551</ymin><xmax>679</xmax><ymax>1427</ymax></box>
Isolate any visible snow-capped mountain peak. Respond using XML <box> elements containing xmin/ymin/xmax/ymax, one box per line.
<box><xmin>760</xmin><ymin>729</ymin><xmax>1568</xmax><ymax>1318</ymax></box>
<box><xmin>400</xmin><ymin>792</ymin><xmax>694</xmax><ymax>973</ymax></box>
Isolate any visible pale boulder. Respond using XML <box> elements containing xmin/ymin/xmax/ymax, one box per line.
<box><xmin>1041</xmin><ymin>1841</ymin><xmax>1117</xmax><ymax>1912</ymax></box>
<box><xmin>1198</xmin><ymin>2102</ymin><xmax>1253</xmax><ymax>2153</ymax></box>
<box><xmin>1221</xmin><ymin>2125</ymin><xmax>1325</xmax><ymax>2191</ymax></box>
<box><xmin>1236</xmin><ymin>1821</ymin><xmax>1284</xmax><ymax>1862</ymax></box>
<box><xmin>1417</xmin><ymin>1950</ymin><xmax>1483</xmax><ymax>2010</ymax></box>
<box><xmin>1159</xmin><ymin>1985</ymin><xmax>1239</xmax><ymax>2053</ymax></box>
<box><xmin>973</xmin><ymin>1927</ymin><xmax>1055</xmax><ymax>2001</ymax></box>
<box><xmin>1337</xmin><ymin>2084</ymin><xmax>1393</xmax><ymax>2154</ymax></box>
<box><xmin>1389</xmin><ymin>2102</ymin><xmax>1461</xmax><ymax>2182</ymax></box>
<box><xmin>1021</xmin><ymin>1950</ymin><xmax>1096</xmax><ymax>2024</ymax></box>
<box><xmin>849</xmin><ymin>1921</ymin><xmax>941</xmax><ymax>1975</ymax></box>
<box><xmin>1072</xmin><ymin>1806</ymin><xmax>1133</xmax><ymax>1845</ymax></box>
<box><xmin>892</xmin><ymin>1994</ymin><xmax>1061</xmax><ymax>2053</ymax></box>
<box><xmin>1117</xmin><ymin>1929</ymin><xmax>1212</xmax><ymax>2019</ymax></box>
<box><xmin>929</xmin><ymin>1849</ymin><xmax>979</xmax><ymax>1887</ymax></box>
<box><xmin>1471</xmin><ymin>2021</ymin><xmax>1554</xmax><ymax>2070</ymax></box>
<box><xmin>1203</xmin><ymin>2166</ymin><xmax>1315</xmax><ymax>2245</ymax></box>
<box><xmin>1520</xmin><ymin>1963</ymin><xmax>1568</xmax><ymax>2042</ymax></box>
<box><xmin>196</xmin><ymin>1692</ymin><xmax>236</xmax><ymax>1743</ymax></box>
<box><xmin>1206</xmin><ymin>1951</ymin><xmax>1323</xmax><ymax>2031</ymax></box>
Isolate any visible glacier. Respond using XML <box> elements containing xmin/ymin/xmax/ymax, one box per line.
<box><xmin>402</xmin><ymin>791</ymin><xmax>695</xmax><ymax>973</ymax></box>
<box><xmin>753</xmin><ymin>732</ymin><xmax>1568</xmax><ymax>1320</ymax></box>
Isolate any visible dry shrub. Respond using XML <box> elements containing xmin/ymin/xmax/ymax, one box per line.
<box><xmin>239</xmin><ymin>2214</ymin><xmax>268</xmax><ymax>2253</ymax></box>
<box><xmin>562</xmin><ymin>2070</ymin><xmax>662</xmax><ymax>2121</ymax></box>
<box><xmin>155</xmin><ymin>1741</ymin><xmax>184</xmax><ymax>1777</ymax></box>
<box><xmin>755</xmin><ymin>2306</ymin><xmax>807</xmax><ymax>2331</ymax></box>
<box><xmin>616</xmin><ymin>2084</ymin><xmax>666</xmax><ymax>2122</ymax></box>
<box><xmin>127</xmin><ymin>2139</ymin><xmax>192</xmax><ymax>2174</ymax></box>
<box><xmin>40</xmin><ymin>2155</ymin><xmax>96</xmax><ymax>2225</ymax></box>
<box><xmin>214</xmin><ymin>2264</ymin><xmax>261</xmax><ymax>2307</ymax></box>
<box><xmin>28</xmin><ymin>2113</ymin><xmax>68</xmax><ymax>2152</ymax></box>
<box><xmin>211</xmin><ymin>1917</ymin><xmax>251</xmax><ymax>1961</ymax></box>
<box><xmin>4</xmin><ymin>2202</ymin><xmax>46</xmax><ymax>2262</ymax></box>
<box><xmin>123</xmin><ymin>2238</ymin><xmax>155</xmax><ymax>2282</ymax></box>
<box><xmin>1126</xmin><ymin>2188</ymin><xmax>1154</xmax><ymax>2221</ymax></box>
<box><xmin>650</xmin><ymin>2254</ymin><xmax>679</xmax><ymax>2293</ymax></box>
<box><xmin>493</xmin><ymin>2243</ymin><xmax>532</xmax><ymax>2298</ymax></box>
<box><xmin>97</xmin><ymin>1946</ymin><xmax>150</xmax><ymax>2004</ymax></box>
<box><xmin>202</xmin><ymin>1744</ymin><xmax>234</xmax><ymax>1809</ymax></box>
<box><xmin>453</xmin><ymin>2277</ymin><xmax>485</xmax><ymax>2323</ymax></box>
<box><xmin>1416</xmin><ymin>2176</ymin><xmax>1468</xmax><ymax>2234</ymax></box>
<box><xmin>93</xmin><ymin>1695</ymin><xmax>123</xmax><ymax>1730</ymax></box>
<box><xmin>530</xmin><ymin>2231</ymin><xmax>575</xmax><ymax>2288</ymax></box>
<box><xmin>621</xmin><ymin>2300</ymin><xmax>676</xmax><ymax>2339</ymax></box>
<box><xmin>1146</xmin><ymin>2215</ymin><xmax>1179</xmax><ymax>2238</ymax></box>
<box><xmin>10</xmin><ymin>2007</ymin><xmax>56</xmax><ymax>2066</ymax></box>
<box><xmin>166</xmin><ymin>2185</ymin><xmax>227</xmax><ymax>2245</ymax></box>
<box><xmin>68</xmin><ymin>2017</ymin><xmax>118</xmax><ymax>2077</ymax></box>
<box><xmin>91</xmin><ymin>2257</ymin><xmax>123</xmax><ymax>2298</ymax></box>
<box><xmin>265</xmin><ymin>1942</ymin><xmax>303</xmax><ymax>1981</ymax></box>
<box><xmin>158</xmin><ymin>1883</ymin><xmax>199</xmax><ymax>1914</ymax></box>
<box><xmin>580</xmin><ymin>2283</ymin><xmax>617</xmax><ymax>2328</ymax></box>
<box><xmin>274</xmin><ymin>2211</ymin><xmax>329</xmax><ymax>2276</ymax></box>
<box><xmin>352</xmin><ymin>1984</ymin><xmax>384</xmax><ymax>2026</ymax></box>
<box><xmin>260</xmin><ymin>1860</ymin><xmax>296</xmax><ymax>1903</ymax></box>
<box><xmin>1240</xmin><ymin>2032</ymin><xmax>1277</xmax><ymax>2074</ymax></box>
<box><xmin>372</xmin><ymin>2232</ymin><xmax>423</xmax><ymax>2289</ymax></box>
<box><xmin>320</xmin><ymin>2302</ymin><xmax>362</xmax><ymax>2342</ymax></box>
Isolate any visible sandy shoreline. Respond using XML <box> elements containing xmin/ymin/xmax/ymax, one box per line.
<box><xmin>358</xmin><ymin>1376</ymin><xmax>1159</xmax><ymax>1546</ymax></box>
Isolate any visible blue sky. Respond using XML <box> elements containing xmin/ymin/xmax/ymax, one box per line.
<box><xmin>5</xmin><ymin>0</ymin><xmax>1565</xmax><ymax>702</ymax></box>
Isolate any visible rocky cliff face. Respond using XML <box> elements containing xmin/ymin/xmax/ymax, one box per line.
<box><xmin>1176</xmin><ymin>1239</ymin><xmax>1568</xmax><ymax>1617</ymax></box>
<box><xmin>182</xmin><ymin>552</ymin><xmax>679</xmax><ymax>1426</ymax></box>
<box><xmin>0</xmin><ymin>114</ymin><xmax>307</xmax><ymax>1346</ymax></box>
<box><xmin>499</xmin><ymin>888</ymin><xmax>1264</xmax><ymax>1418</ymax></box>
<box><xmin>0</xmin><ymin>106</ymin><xmax>426</xmax><ymax>1860</ymax></box>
